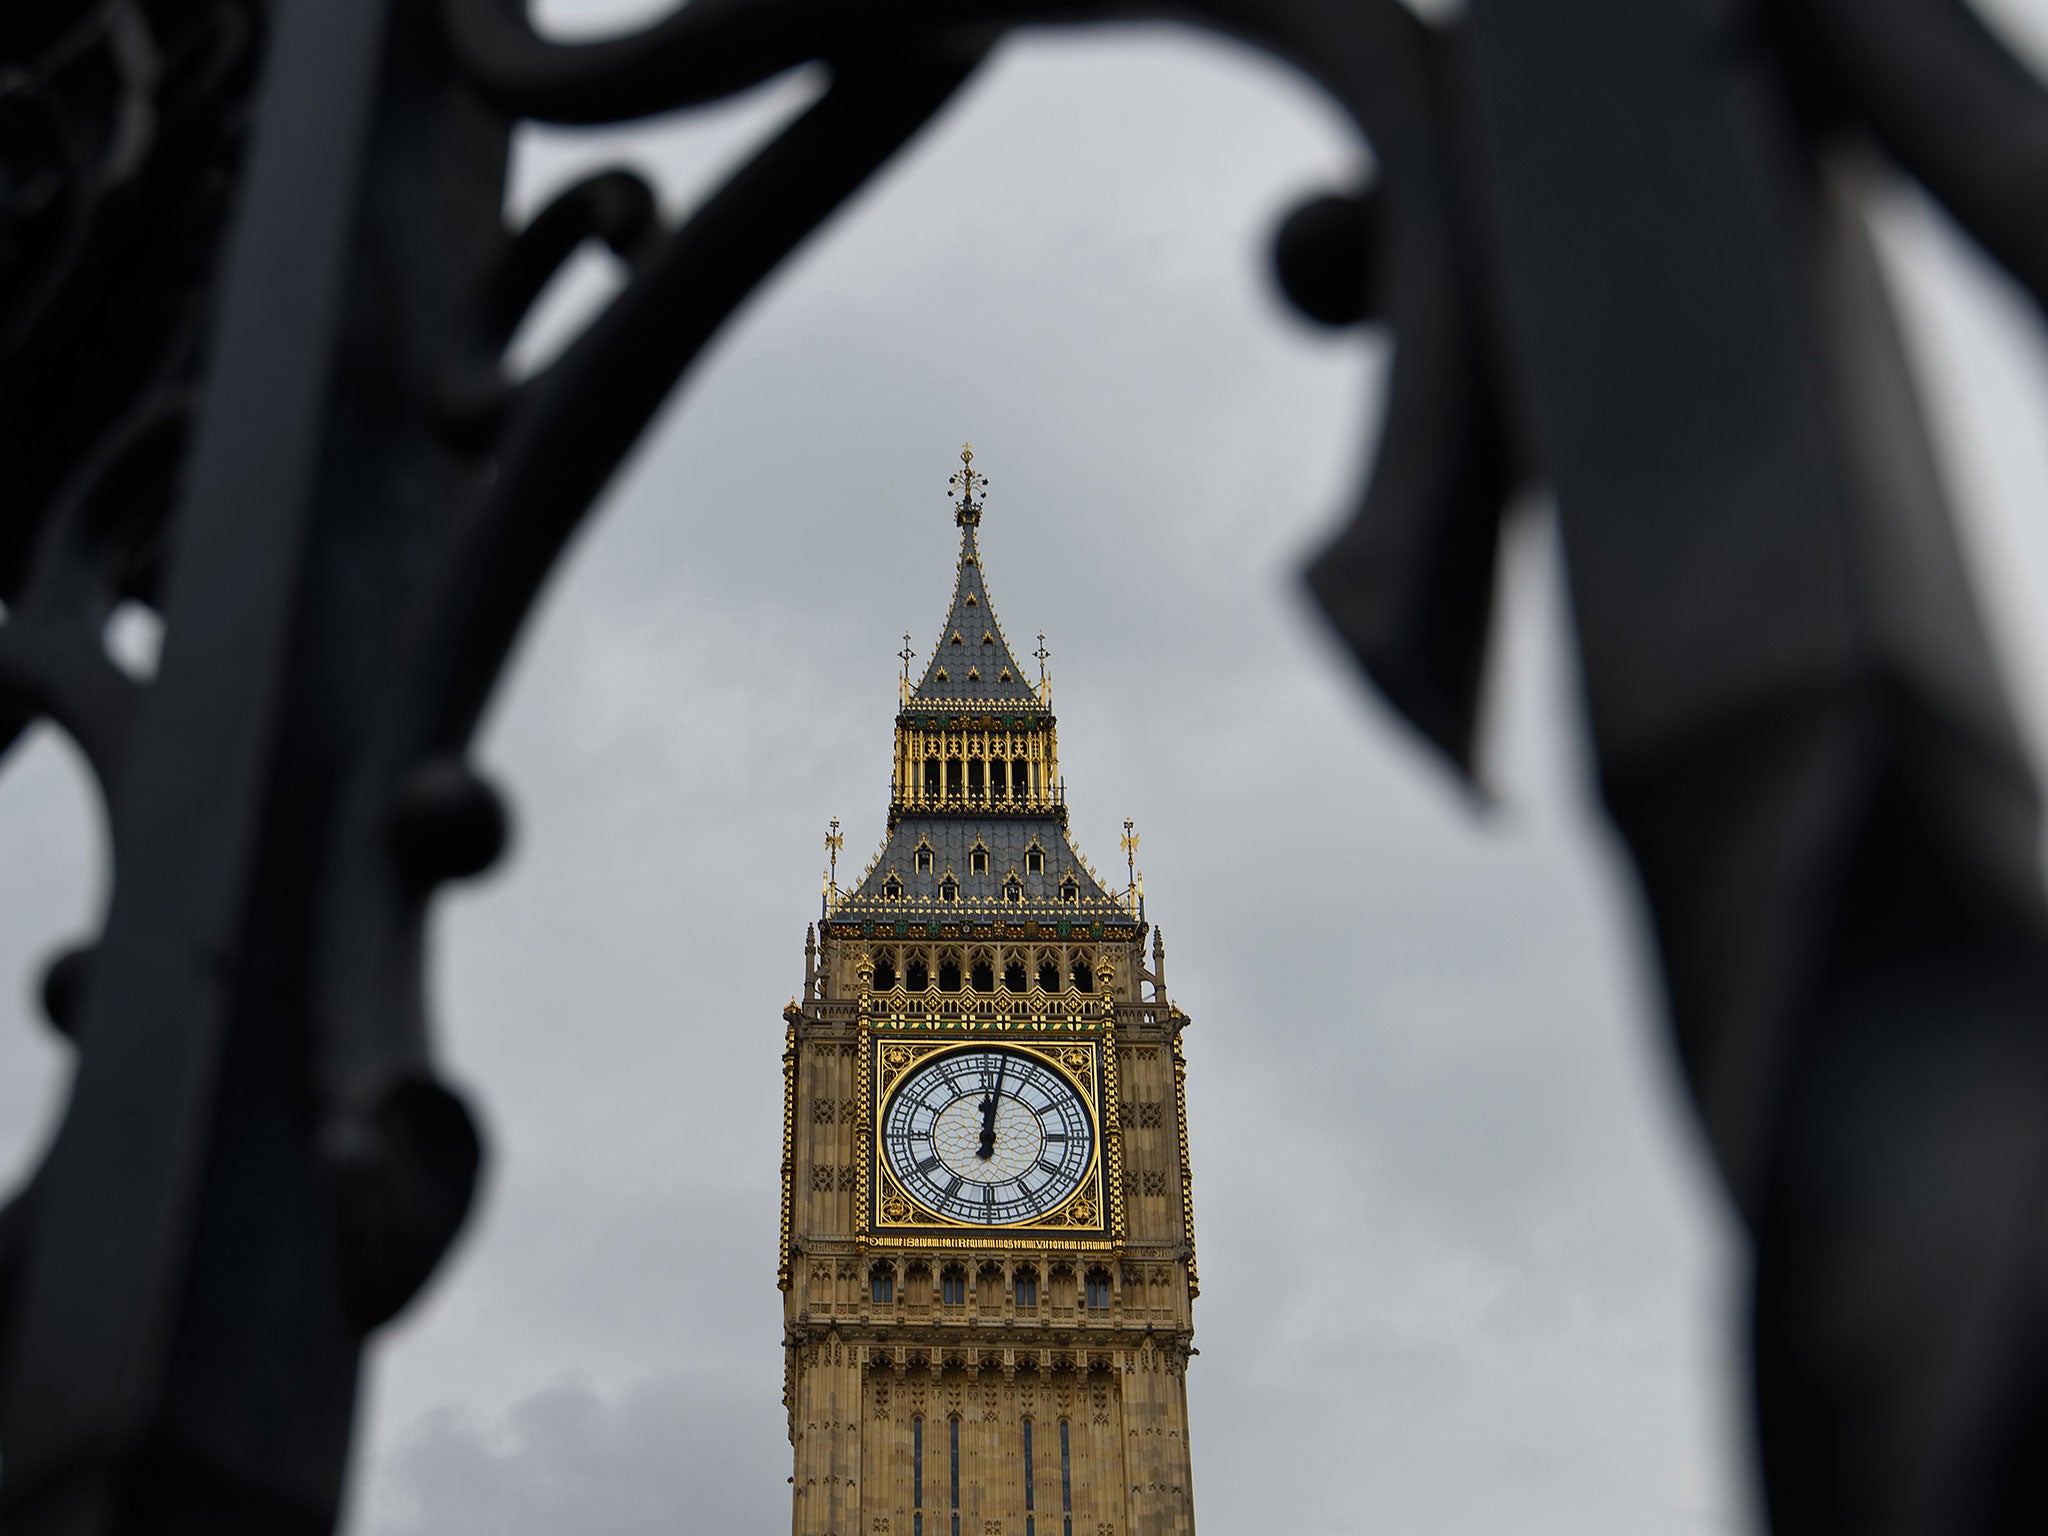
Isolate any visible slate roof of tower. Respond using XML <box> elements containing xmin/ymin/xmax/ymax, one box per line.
<box><xmin>846</xmin><ymin>816</ymin><xmax>1122</xmax><ymax>912</ymax></box>
<box><xmin>908</xmin><ymin>521</ymin><xmax>1043</xmax><ymax>708</ymax></box>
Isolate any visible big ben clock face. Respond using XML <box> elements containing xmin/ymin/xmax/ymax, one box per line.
<box><xmin>880</xmin><ymin>1047</ymin><xmax>1094</xmax><ymax>1225</ymax></box>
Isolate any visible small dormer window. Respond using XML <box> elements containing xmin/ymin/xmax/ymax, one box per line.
<box><xmin>970</xmin><ymin>846</ymin><xmax>988</xmax><ymax>874</ymax></box>
<box><xmin>883</xmin><ymin>875</ymin><xmax>903</xmax><ymax>901</ymax></box>
<box><xmin>915</xmin><ymin>844</ymin><xmax>933</xmax><ymax>873</ymax></box>
<box><xmin>999</xmin><ymin>669</ymin><xmax>1013</xmax><ymax>682</ymax></box>
<box><xmin>966</xmin><ymin>668</ymin><xmax>981</xmax><ymax>682</ymax></box>
<box><xmin>940</xmin><ymin>876</ymin><xmax>958</xmax><ymax>903</ymax></box>
<box><xmin>1060</xmin><ymin>877</ymin><xmax>1079</xmax><ymax>904</ymax></box>
<box><xmin>965</xmin><ymin>594</ymin><xmax>978</xmax><ymax>607</ymax></box>
<box><xmin>935</xmin><ymin>667</ymin><xmax>948</xmax><ymax>682</ymax></box>
<box><xmin>1026</xmin><ymin>848</ymin><xmax>1044</xmax><ymax>874</ymax></box>
<box><xmin>982</xmin><ymin>632</ymin><xmax>995</xmax><ymax>645</ymax></box>
<box><xmin>1004</xmin><ymin>877</ymin><xmax>1023</xmax><ymax>903</ymax></box>
<box><xmin>949</xmin><ymin>631</ymin><xmax>964</xmax><ymax>647</ymax></box>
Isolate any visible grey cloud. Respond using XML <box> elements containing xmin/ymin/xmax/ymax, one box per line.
<box><xmin>364</xmin><ymin>1372</ymin><xmax>786</xmax><ymax>1536</ymax></box>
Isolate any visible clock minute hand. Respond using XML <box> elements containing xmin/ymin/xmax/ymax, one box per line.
<box><xmin>976</xmin><ymin>1056</ymin><xmax>1007</xmax><ymax>1159</ymax></box>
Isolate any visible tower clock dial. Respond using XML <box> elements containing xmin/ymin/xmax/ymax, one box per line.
<box><xmin>880</xmin><ymin>1047</ymin><xmax>1094</xmax><ymax>1225</ymax></box>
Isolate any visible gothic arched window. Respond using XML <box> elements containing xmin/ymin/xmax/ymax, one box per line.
<box><xmin>870</xmin><ymin>1263</ymin><xmax>895</xmax><ymax>1304</ymax></box>
<box><xmin>1037</xmin><ymin>958</ymin><xmax>1060</xmax><ymax>992</ymax></box>
<box><xmin>913</xmin><ymin>1417</ymin><xmax>925</xmax><ymax>1520</ymax></box>
<box><xmin>872</xmin><ymin>953</ymin><xmax>897</xmax><ymax>990</ymax></box>
<box><xmin>1084</xmin><ymin>1268</ymin><xmax>1112</xmax><ymax>1309</ymax></box>
<box><xmin>941</xmin><ymin>1266</ymin><xmax>967</xmax><ymax>1306</ymax></box>
<box><xmin>1022</xmin><ymin>1419</ymin><xmax>1037</xmax><ymax>1530</ymax></box>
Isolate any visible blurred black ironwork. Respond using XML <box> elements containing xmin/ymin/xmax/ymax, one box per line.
<box><xmin>0</xmin><ymin>0</ymin><xmax>2044</xmax><ymax>1531</ymax></box>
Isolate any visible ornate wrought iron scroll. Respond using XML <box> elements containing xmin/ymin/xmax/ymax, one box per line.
<box><xmin>1</xmin><ymin>0</ymin><xmax>2045</xmax><ymax>1531</ymax></box>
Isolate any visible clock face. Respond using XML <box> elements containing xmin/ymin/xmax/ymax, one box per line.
<box><xmin>880</xmin><ymin>1047</ymin><xmax>1094</xmax><ymax>1225</ymax></box>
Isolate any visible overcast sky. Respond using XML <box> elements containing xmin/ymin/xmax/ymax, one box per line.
<box><xmin>4</xmin><ymin>5</ymin><xmax>2048</xmax><ymax>1533</ymax></box>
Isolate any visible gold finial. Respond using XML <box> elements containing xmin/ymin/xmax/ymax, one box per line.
<box><xmin>826</xmin><ymin>816</ymin><xmax>843</xmax><ymax>891</ymax></box>
<box><xmin>1121</xmin><ymin>818</ymin><xmax>1140</xmax><ymax>907</ymax></box>
<box><xmin>947</xmin><ymin>442</ymin><xmax>988</xmax><ymax>528</ymax></box>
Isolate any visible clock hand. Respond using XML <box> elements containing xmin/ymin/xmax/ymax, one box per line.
<box><xmin>977</xmin><ymin>1056</ymin><xmax>1008</xmax><ymax>1159</ymax></box>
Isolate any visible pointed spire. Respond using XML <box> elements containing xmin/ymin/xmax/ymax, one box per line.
<box><xmin>909</xmin><ymin>445</ymin><xmax>1040</xmax><ymax>707</ymax></box>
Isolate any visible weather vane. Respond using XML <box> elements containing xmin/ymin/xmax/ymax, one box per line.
<box><xmin>947</xmin><ymin>441</ymin><xmax>988</xmax><ymax>526</ymax></box>
<box><xmin>825</xmin><ymin>816</ymin><xmax>843</xmax><ymax>893</ymax></box>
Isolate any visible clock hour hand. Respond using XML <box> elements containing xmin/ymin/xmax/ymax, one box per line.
<box><xmin>976</xmin><ymin>1055</ymin><xmax>1007</xmax><ymax>1159</ymax></box>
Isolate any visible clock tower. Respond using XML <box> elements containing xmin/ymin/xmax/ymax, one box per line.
<box><xmin>780</xmin><ymin>447</ymin><xmax>1199</xmax><ymax>1536</ymax></box>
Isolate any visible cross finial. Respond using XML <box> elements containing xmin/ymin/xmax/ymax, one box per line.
<box><xmin>826</xmin><ymin>816</ymin><xmax>843</xmax><ymax>891</ymax></box>
<box><xmin>1034</xmin><ymin>631</ymin><xmax>1050</xmax><ymax>685</ymax></box>
<box><xmin>947</xmin><ymin>442</ymin><xmax>987</xmax><ymax>528</ymax></box>
<box><xmin>1121</xmin><ymin>818</ymin><xmax>1140</xmax><ymax>904</ymax></box>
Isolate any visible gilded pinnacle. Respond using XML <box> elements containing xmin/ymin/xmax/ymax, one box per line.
<box><xmin>948</xmin><ymin>441</ymin><xmax>988</xmax><ymax>528</ymax></box>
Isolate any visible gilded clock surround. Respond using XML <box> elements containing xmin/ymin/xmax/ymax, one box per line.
<box><xmin>864</xmin><ymin>1034</ymin><xmax>1117</xmax><ymax>1238</ymax></box>
<box><xmin>780</xmin><ymin>448</ymin><xmax>1198</xmax><ymax>1536</ymax></box>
